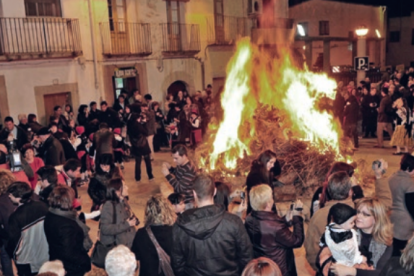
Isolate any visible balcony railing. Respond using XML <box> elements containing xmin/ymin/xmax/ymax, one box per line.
<box><xmin>160</xmin><ymin>23</ymin><xmax>200</xmax><ymax>55</ymax></box>
<box><xmin>100</xmin><ymin>22</ymin><xmax>152</xmax><ymax>57</ymax></box>
<box><xmin>207</xmin><ymin>16</ymin><xmax>253</xmax><ymax>45</ymax></box>
<box><xmin>0</xmin><ymin>17</ymin><xmax>82</xmax><ymax>59</ymax></box>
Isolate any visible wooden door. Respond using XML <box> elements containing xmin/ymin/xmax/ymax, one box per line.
<box><xmin>108</xmin><ymin>0</ymin><xmax>129</xmax><ymax>54</ymax></box>
<box><xmin>43</xmin><ymin>92</ymin><xmax>70</xmax><ymax>124</ymax></box>
<box><xmin>214</xmin><ymin>0</ymin><xmax>225</xmax><ymax>43</ymax></box>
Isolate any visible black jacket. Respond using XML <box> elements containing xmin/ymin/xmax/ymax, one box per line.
<box><xmin>38</xmin><ymin>135</ymin><xmax>66</xmax><ymax>166</ymax></box>
<box><xmin>0</xmin><ymin>125</ymin><xmax>28</xmax><ymax>150</ymax></box>
<box><xmin>361</xmin><ymin>94</ymin><xmax>381</xmax><ymax>119</ymax></box>
<box><xmin>129</xmin><ymin>120</ymin><xmax>151</xmax><ymax>156</ymax></box>
<box><xmin>171</xmin><ymin>204</ymin><xmax>253</xmax><ymax>276</ymax></box>
<box><xmin>39</xmin><ymin>184</ymin><xmax>56</xmax><ymax>206</ymax></box>
<box><xmin>44</xmin><ymin>210</ymin><xmax>91</xmax><ymax>276</ymax></box>
<box><xmin>99</xmin><ymin>108</ymin><xmax>121</xmax><ymax>129</ymax></box>
<box><xmin>380</xmin><ymin>256</ymin><xmax>414</xmax><ymax>276</ymax></box>
<box><xmin>245</xmin><ymin>211</ymin><xmax>304</xmax><ymax>276</ymax></box>
<box><xmin>343</xmin><ymin>95</ymin><xmax>360</xmax><ymax>126</ymax></box>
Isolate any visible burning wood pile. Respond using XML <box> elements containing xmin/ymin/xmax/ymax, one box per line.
<box><xmin>193</xmin><ymin>38</ymin><xmax>372</xmax><ymax>199</ymax></box>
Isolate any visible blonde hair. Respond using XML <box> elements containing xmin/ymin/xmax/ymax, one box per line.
<box><xmin>401</xmin><ymin>234</ymin><xmax>414</xmax><ymax>272</ymax></box>
<box><xmin>242</xmin><ymin>257</ymin><xmax>282</xmax><ymax>276</ymax></box>
<box><xmin>249</xmin><ymin>184</ymin><xmax>273</xmax><ymax>211</ymax></box>
<box><xmin>18</xmin><ymin>113</ymin><xmax>27</xmax><ymax>122</ymax></box>
<box><xmin>356</xmin><ymin>197</ymin><xmax>393</xmax><ymax>246</ymax></box>
<box><xmin>144</xmin><ymin>194</ymin><xmax>177</xmax><ymax>226</ymax></box>
<box><xmin>0</xmin><ymin>169</ymin><xmax>16</xmax><ymax>195</ymax></box>
<box><xmin>38</xmin><ymin>260</ymin><xmax>65</xmax><ymax>276</ymax></box>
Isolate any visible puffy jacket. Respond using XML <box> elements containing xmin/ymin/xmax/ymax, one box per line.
<box><xmin>44</xmin><ymin>209</ymin><xmax>91</xmax><ymax>276</ymax></box>
<box><xmin>244</xmin><ymin>211</ymin><xmax>304</xmax><ymax>276</ymax></box>
<box><xmin>171</xmin><ymin>204</ymin><xmax>253</xmax><ymax>276</ymax></box>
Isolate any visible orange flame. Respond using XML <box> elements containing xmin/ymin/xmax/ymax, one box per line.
<box><xmin>207</xmin><ymin>38</ymin><xmax>342</xmax><ymax>171</ymax></box>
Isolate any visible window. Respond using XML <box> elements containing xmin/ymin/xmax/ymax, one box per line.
<box><xmin>319</xmin><ymin>21</ymin><xmax>329</xmax><ymax>36</ymax></box>
<box><xmin>25</xmin><ymin>0</ymin><xmax>61</xmax><ymax>17</ymax></box>
<box><xmin>298</xmin><ymin>22</ymin><xmax>308</xmax><ymax>37</ymax></box>
<box><xmin>107</xmin><ymin>0</ymin><xmax>126</xmax><ymax>31</ymax></box>
<box><xmin>389</xmin><ymin>31</ymin><xmax>400</xmax><ymax>43</ymax></box>
<box><xmin>214</xmin><ymin>0</ymin><xmax>224</xmax><ymax>27</ymax></box>
<box><xmin>167</xmin><ymin>1</ymin><xmax>181</xmax><ymax>24</ymax></box>
<box><xmin>412</xmin><ymin>29</ymin><xmax>414</xmax><ymax>45</ymax></box>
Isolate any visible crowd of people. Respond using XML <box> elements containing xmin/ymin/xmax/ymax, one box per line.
<box><xmin>0</xmin><ymin>79</ymin><xmax>414</xmax><ymax>276</ymax></box>
<box><xmin>335</xmin><ymin>67</ymin><xmax>414</xmax><ymax>154</ymax></box>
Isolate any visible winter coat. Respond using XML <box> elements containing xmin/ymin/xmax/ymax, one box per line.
<box><xmin>129</xmin><ymin>120</ymin><xmax>151</xmax><ymax>156</ymax></box>
<box><xmin>0</xmin><ymin>124</ymin><xmax>29</xmax><ymax>150</ymax></box>
<box><xmin>343</xmin><ymin>95</ymin><xmax>360</xmax><ymax>126</ymax></box>
<box><xmin>44</xmin><ymin>209</ymin><xmax>91</xmax><ymax>276</ymax></box>
<box><xmin>245</xmin><ymin>211</ymin><xmax>304</xmax><ymax>276</ymax></box>
<box><xmin>77</xmin><ymin>112</ymin><xmax>88</xmax><ymax>127</ymax></box>
<box><xmin>100</xmin><ymin>200</ymin><xmax>136</xmax><ymax>248</ymax></box>
<box><xmin>6</xmin><ymin>200</ymin><xmax>49</xmax><ymax>273</ymax></box>
<box><xmin>38</xmin><ymin>135</ymin><xmax>66</xmax><ymax>166</ymax></box>
<box><xmin>378</xmin><ymin>95</ymin><xmax>394</xmax><ymax>123</ymax></box>
<box><xmin>380</xmin><ymin>256</ymin><xmax>414</xmax><ymax>276</ymax></box>
<box><xmin>99</xmin><ymin>108</ymin><xmax>121</xmax><ymax>129</ymax></box>
<box><xmin>246</xmin><ymin>162</ymin><xmax>273</xmax><ymax>213</ymax></box>
<box><xmin>361</xmin><ymin>95</ymin><xmax>380</xmax><ymax>120</ymax></box>
<box><xmin>171</xmin><ymin>204</ymin><xmax>253</xmax><ymax>276</ymax></box>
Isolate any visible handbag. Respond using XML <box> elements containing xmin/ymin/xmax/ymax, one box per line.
<box><xmin>146</xmin><ymin>227</ymin><xmax>175</xmax><ymax>276</ymax></box>
<box><xmin>91</xmin><ymin>202</ymin><xmax>117</xmax><ymax>268</ymax></box>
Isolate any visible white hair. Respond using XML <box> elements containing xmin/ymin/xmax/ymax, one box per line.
<box><xmin>38</xmin><ymin>260</ymin><xmax>65</xmax><ymax>276</ymax></box>
<box><xmin>105</xmin><ymin>245</ymin><xmax>137</xmax><ymax>276</ymax></box>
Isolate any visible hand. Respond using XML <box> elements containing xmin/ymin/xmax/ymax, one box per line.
<box><xmin>292</xmin><ymin>199</ymin><xmax>304</xmax><ymax>217</ymax></box>
<box><xmin>0</xmin><ymin>144</ymin><xmax>7</xmax><ymax>154</ymax></box>
<box><xmin>361</xmin><ymin>256</ymin><xmax>367</xmax><ymax>264</ymax></box>
<box><xmin>163</xmin><ymin>162</ymin><xmax>171</xmax><ymax>169</ymax></box>
<box><xmin>161</xmin><ymin>164</ymin><xmax>170</xmax><ymax>176</ymax></box>
<box><xmin>329</xmin><ymin>263</ymin><xmax>357</xmax><ymax>276</ymax></box>
<box><xmin>237</xmin><ymin>200</ymin><xmax>247</xmax><ymax>213</ymax></box>
<box><xmin>127</xmin><ymin>217</ymin><xmax>137</xmax><ymax>227</ymax></box>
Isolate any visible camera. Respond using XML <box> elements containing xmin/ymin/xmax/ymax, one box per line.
<box><xmin>6</xmin><ymin>141</ymin><xmax>23</xmax><ymax>172</ymax></box>
<box><xmin>290</xmin><ymin>201</ymin><xmax>303</xmax><ymax>212</ymax></box>
<box><xmin>240</xmin><ymin>192</ymin><xmax>245</xmax><ymax>200</ymax></box>
<box><xmin>130</xmin><ymin>214</ymin><xmax>140</xmax><ymax>226</ymax></box>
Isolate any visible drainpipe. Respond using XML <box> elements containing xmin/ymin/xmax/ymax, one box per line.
<box><xmin>195</xmin><ymin>57</ymin><xmax>205</xmax><ymax>90</ymax></box>
<box><xmin>87</xmin><ymin>0</ymin><xmax>99</xmax><ymax>91</ymax></box>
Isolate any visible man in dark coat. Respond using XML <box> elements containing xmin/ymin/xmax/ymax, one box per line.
<box><xmin>0</xmin><ymin>116</ymin><xmax>28</xmax><ymax>151</ymax></box>
<box><xmin>375</xmin><ymin>87</ymin><xmax>394</xmax><ymax>148</ymax></box>
<box><xmin>130</xmin><ymin>114</ymin><xmax>153</xmax><ymax>182</ymax></box>
<box><xmin>36</xmin><ymin>127</ymin><xmax>66</xmax><ymax>166</ymax></box>
<box><xmin>171</xmin><ymin>174</ymin><xmax>253</xmax><ymax>276</ymax></box>
<box><xmin>88</xmin><ymin>101</ymin><xmax>101</xmax><ymax>123</ymax></box>
<box><xmin>37</xmin><ymin>166</ymin><xmax>58</xmax><ymax>206</ymax></box>
<box><xmin>343</xmin><ymin>92</ymin><xmax>360</xmax><ymax>148</ymax></box>
<box><xmin>100</xmin><ymin>101</ymin><xmax>121</xmax><ymax>129</ymax></box>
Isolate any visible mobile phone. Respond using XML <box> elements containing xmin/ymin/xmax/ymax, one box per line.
<box><xmin>240</xmin><ymin>192</ymin><xmax>245</xmax><ymax>200</ymax></box>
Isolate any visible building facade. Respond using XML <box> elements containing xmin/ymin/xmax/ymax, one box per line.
<box><xmin>2</xmin><ymin>0</ymin><xmax>278</xmax><ymax>124</ymax></box>
<box><xmin>289</xmin><ymin>0</ymin><xmax>386</xmax><ymax>71</ymax></box>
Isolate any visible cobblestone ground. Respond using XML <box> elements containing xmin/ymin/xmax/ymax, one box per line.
<box><xmin>78</xmin><ymin>137</ymin><xmax>403</xmax><ymax>276</ymax></box>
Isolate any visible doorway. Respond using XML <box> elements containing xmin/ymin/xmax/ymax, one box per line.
<box><xmin>43</xmin><ymin>92</ymin><xmax>71</xmax><ymax>124</ymax></box>
<box><xmin>113</xmin><ymin>76</ymin><xmax>138</xmax><ymax>100</ymax></box>
<box><xmin>167</xmin><ymin>80</ymin><xmax>187</xmax><ymax>99</ymax></box>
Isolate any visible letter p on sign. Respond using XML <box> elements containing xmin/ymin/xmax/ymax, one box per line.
<box><xmin>354</xmin><ymin>57</ymin><xmax>369</xmax><ymax>71</ymax></box>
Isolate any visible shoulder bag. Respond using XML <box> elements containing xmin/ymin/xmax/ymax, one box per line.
<box><xmin>91</xmin><ymin>202</ymin><xmax>117</xmax><ymax>268</ymax></box>
<box><xmin>146</xmin><ymin>227</ymin><xmax>175</xmax><ymax>276</ymax></box>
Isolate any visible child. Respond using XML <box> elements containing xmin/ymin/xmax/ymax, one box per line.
<box><xmin>390</xmin><ymin>97</ymin><xmax>413</xmax><ymax>155</ymax></box>
<box><xmin>168</xmin><ymin>193</ymin><xmax>186</xmax><ymax>215</ymax></box>
<box><xmin>320</xmin><ymin>203</ymin><xmax>367</xmax><ymax>267</ymax></box>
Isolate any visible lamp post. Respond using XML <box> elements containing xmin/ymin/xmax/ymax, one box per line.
<box><xmin>355</xmin><ymin>26</ymin><xmax>368</xmax><ymax>85</ymax></box>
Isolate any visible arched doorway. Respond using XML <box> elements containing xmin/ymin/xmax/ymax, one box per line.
<box><xmin>167</xmin><ymin>80</ymin><xmax>187</xmax><ymax>99</ymax></box>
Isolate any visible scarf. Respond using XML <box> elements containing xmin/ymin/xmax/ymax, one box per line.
<box><xmin>357</xmin><ymin>230</ymin><xmax>387</xmax><ymax>268</ymax></box>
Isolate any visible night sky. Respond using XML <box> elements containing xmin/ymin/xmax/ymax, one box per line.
<box><xmin>289</xmin><ymin>0</ymin><xmax>414</xmax><ymax>17</ymax></box>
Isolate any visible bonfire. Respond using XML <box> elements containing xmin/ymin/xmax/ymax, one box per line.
<box><xmin>194</xmin><ymin>38</ymin><xmax>372</xmax><ymax>199</ymax></box>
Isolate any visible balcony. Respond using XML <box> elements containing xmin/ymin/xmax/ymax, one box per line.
<box><xmin>100</xmin><ymin>22</ymin><xmax>152</xmax><ymax>57</ymax></box>
<box><xmin>251</xmin><ymin>18</ymin><xmax>295</xmax><ymax>45</ymax></box>
<box><xmin>207</xmin><ymin>16</ymin><xmax>253</xmax><ymax>45</ymax></box>
<box><xmin>160</xmin><ymin>23</ymin><xmax>200</xmax><ymax>55</ymax></box>
<box><xmin>0</xmin><ymin>17</ymin><xmax>82</xmax><ymax>61</ymax></box>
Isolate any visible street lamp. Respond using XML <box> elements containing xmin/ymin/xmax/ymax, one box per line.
<box><xmin>355</xmin><ymin>26</ymin><xmax>368</xmax><ymax>85</ymax></box>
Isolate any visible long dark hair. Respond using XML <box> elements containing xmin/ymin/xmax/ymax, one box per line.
<box><xmin>250</xmin><ymin>150</ymin><xmax>277</xmax><ymax>185</ymax></box>
<box><xmin>78</xmin><ymin>104</ymin><xmax>88</xmax><ymax>114</ymax></box>
<box><xmin>214</xmin><ymin>182</ymin><xmax>231</xmax><ymax>210</ymax></box>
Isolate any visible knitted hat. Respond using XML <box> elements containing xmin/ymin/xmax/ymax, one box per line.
<box><xmin>113</xmin><ymin>128</ymin><xmax>121</xmax><ymax>135</ymax></box>
<box><xmin>327</xmin><ymin>203</ymin><xmax>356</xmax><ymax>225</ymax></box>
<box><xmin>88</xmin><ymin>133</ymin><xmax>94</xmax><ymax>141</ymax></box>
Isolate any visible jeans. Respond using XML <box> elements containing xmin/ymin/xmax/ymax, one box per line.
<box><xmin>135</xmin><ymin>155</ymin><xmax>153</xmax><ymax>181</ymax></box>
<box><xmin>0</xmin><ymin>245</ymin><xmax>13</xmax><ymax>276</ymax></box>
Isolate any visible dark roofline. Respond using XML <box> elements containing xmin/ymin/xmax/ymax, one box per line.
<box><xmin>289</xmin><ymin>0</ymin><xmax>386</xmax><ymax>8</ymax></box>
